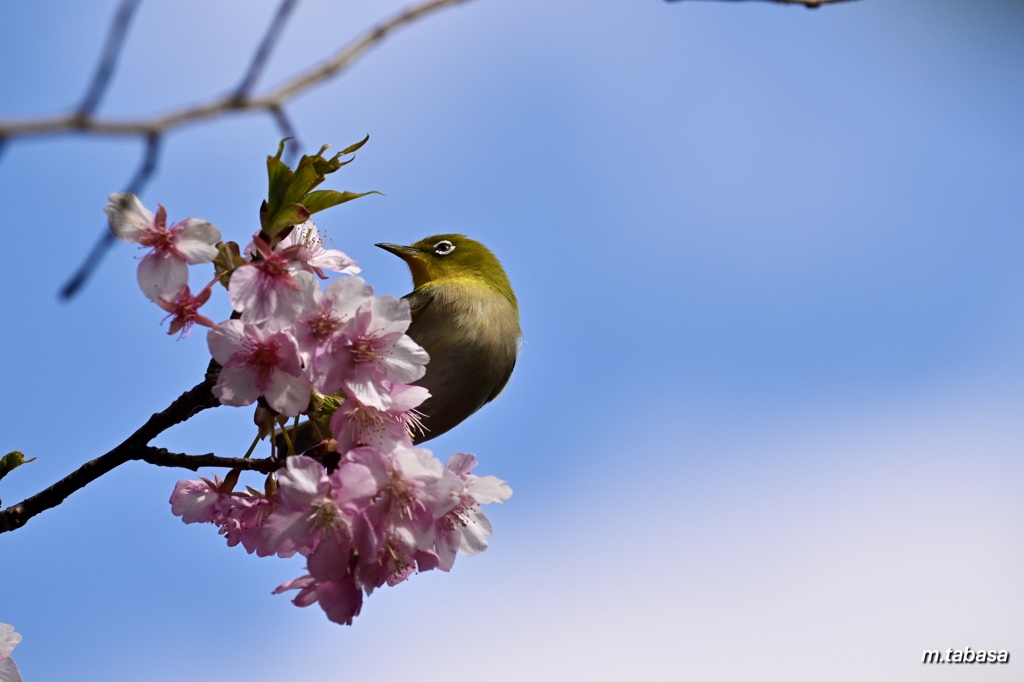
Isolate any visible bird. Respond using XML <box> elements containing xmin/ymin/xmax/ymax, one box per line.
<box><xmin>281</xmin><ymin>234</ymin><xmax>520</xmax><ymax>452</ymax></box>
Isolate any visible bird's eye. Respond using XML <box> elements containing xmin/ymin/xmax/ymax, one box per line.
<box><xmin>433</xmin><ymin>240</ymin><xmax>455</xmax><ymax>256</ymax></box>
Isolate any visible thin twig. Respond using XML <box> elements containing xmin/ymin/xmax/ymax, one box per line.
<box><xmin>666</xmin><ymin>0</ymin><xmax>856</xmax><ymax>5</ymax></box>
<box><xmin>59</xmin><ymin>133</ymin><xmax>162</xmax><ymax>299</ymax></box>
<box><xmin>139</xmin><ymin>448</ymin><xmax>281</xmax><ymax>473</ymax></box>
<box><xmin>234</xmin><ymin>0</ymin><xmax>302</xmax><ymax>99</ymax></box>
<box><xmin>25</xmin><ymin>0</ymin><xmax>470</xmax><ymax>299</ymax></box>
<box><xmin>0</xmin><ymin>0</ymin><xmax>475</xmax><ymax>139</ymax></box>
<box><xmin>0</xmin><ymin>366</ymin><xmax>222</xmax><ymax>534</ymax></box>
<box><xmin>78</xmin><ymin>0</ymin><xmax>144</xmax><ymax>117</ymax></box>
<box><xmin>269</xmin><ymin>105</ymin><xmax>301</xmax><ymax>165</ymax></box>
<box><xmin>260</xmin><ymin>0</ymin><xmax>474</xmax><ymax>104</ymax></box>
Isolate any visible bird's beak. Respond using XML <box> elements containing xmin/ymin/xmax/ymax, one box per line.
<box><xmin>375</xmin><ymin>243</ymin><xmax>423</xmax><ymax>262</ymax></box>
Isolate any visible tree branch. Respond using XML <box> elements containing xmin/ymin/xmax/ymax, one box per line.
<box><xmin>0</xmin><ymin>363</ymin><xmax>224</xmax><ymax>534</ymax></box>
<box><xmin>77</xmin><ymin>0</ymin><xmax>144</xmax><ymax>117</ymax></box>
<box><xmin>0</xmin><ymin>0</ymin><xmax>475</xmax><ymax>140</ymax></box>
<box><xmin>137</xmin><ymin>448</ymin><xmax>280</xmax><ymax>473</ymax></box>
<box><xmin>60</xmin><ymin>133</ymin><xmax>161</xmax><ymax>299</ymax></box>
<box><xmin>233</xmin><ymin>0</ymin><xmax>302</xmax><ymax>99</ymax></box>
<box><xmin>260</xmin><ymin>0</ymin><xmax>475</xmax><ymax>104</ymax></box>
<box><xmin>7</xmin><ymin>0</ymin><xmax>471</xmax><ymax>300</ymax></box>
<box><xmin>666</xmin><ymin>0</ymin><xmax>857</xmax><ymax>6</ymax></box>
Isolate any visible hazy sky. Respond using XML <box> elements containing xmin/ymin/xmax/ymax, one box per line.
<box><xmin>1</xmin><ymin>1</ymin><xmax>1023</xmax><ymax>680</ymax></box>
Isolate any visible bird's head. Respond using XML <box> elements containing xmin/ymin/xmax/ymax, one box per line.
<box><xmin>376</xmin><ymin>234</ymin><xmax>517</xmax><ymax>308</ymax></box>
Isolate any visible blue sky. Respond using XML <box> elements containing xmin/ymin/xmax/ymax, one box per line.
<box><xmin>1</xmin><ymin>1</ymin><xmax>1023</xmax><ymax>680</ymax></box>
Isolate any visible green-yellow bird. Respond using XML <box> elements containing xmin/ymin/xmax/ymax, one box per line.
<box><xmin>376</xmin><ymin>234</ymin><xmax>521</xmax><ymax>442</ymax></box>
<box><xmin>284</xmin><ymin>234</ymin><xmax>520</xmax><ymax>451</ymax></box>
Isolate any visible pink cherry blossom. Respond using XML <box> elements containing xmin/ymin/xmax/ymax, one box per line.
<box><xmin>207</xmin><ymin>320</ymin><xmax>311</xmax><ymax>416</ymax></box>
<box><xmin>169</xmin><ymin>477</ymin><xmax>275</xmax><ymax>554</ymax></box>
<box><xmin>314</xmin><ymin>296</ymin><xmax>429</xmax><ymax>410</ymax></box>
<box><xmin>0</xmin><ymin>622</ymin><xmax>22</xmax><ymax>682</ymax></box>
<box><xmin>155</xmin><ymin>284</ymin><xmax>215</xmax><ymax>338</ymax></box>
<box><xmin>330</xmin><ymin>383</ymin><xmax>429</xmax><ymax>452</ymax></box>
<box><xmin>223</xmin><ymin>494</ymin><xmax>276</xmax><ymax>555</ymax></box>
<box><xmin>272</xmin><ymin>574</ymin><xmax>320</xmax><ymax>608</ymax></box>
<box><xmin>330</xmin><ymin>447</ymin><xmax>391</xmax><ymax>511</ymax></box>
<box><xmin>169</xmin><ymin>476</ymin><xmax>225</xmax><ymax>524</ymax></box>
<box><xmin>434</xmin><ymin>453</ymin><xmax>512</xmax><ymax>571</ymax></box>
<box><xmin>274</xmin><ymin>560</ymin><xmax>365</xmax><ymax>626</ymax></box>
<box><xmin>292</xmin><ymin>274</ymin><xmax>374</xmax><ymax>366</ymax></box>
<box><xmin>260</xmin><ymin>452</ymin><xmax>387</xmax><ymax>559</ymax></box>
<box><xmin>313</xmin><ymin>573</ymin><xmax>364</xmax><ymax>625</ymax></box>
<box><xmin>260</xmin><ymin>455</ymin><xmax>335</xmax><ymax>558</ymax></box>
<box><xmin>279</xmin><ymin>220</ymin><xmax>360</xmax><ymax>279</ymax></box>
<box><xmin>229</xmin><ymin>236</ymin><xmax>307</xmax><ymax>328</ymax></box>
<box><xmin>105</xmin><ymin>192</ymin><xmax>221</xmax><ymax>302</ymax></box>
<box><xmin>353</xmin><ymin>447</ymin><xmax>461</xmax><ymax>589</ymax></box>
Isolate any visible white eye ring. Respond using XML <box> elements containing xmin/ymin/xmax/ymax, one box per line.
<box><xmin>433</xmin><ymin>240</ymin><xmax>455</xmax><ymax>256</ymax></box>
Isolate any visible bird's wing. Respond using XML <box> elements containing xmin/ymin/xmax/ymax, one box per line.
<box><xmin>403</xmin><ymin>288</ymin><xmax>434</xmax><ymax>319</ymax></box>
<box><xmin>486</xmin><ymin>357</ymin><xmax>516</xmax><ymax>404</ymax></box>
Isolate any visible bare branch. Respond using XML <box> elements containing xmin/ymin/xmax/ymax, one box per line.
<box><xmin>269</xmin><ymin>105</ymin><xmax>301</xmax><ymax>165</ymax></box>
<box><xmin>0</xmin><ymin>363</ymin><xmax>222</xmax><ymax>533</ymax></box>
<box><xmin>666</xmin><ymin>0</ymin><xmax>857</xmax><ymax>6</ymax></box>
<box><xmin>78</xmin><ymin>0</ymin><xmax>144</xmax><ymax>117</ymax></box>
<box><xmin>60</xmin><ymin>133</ymin><xmax>162</xmax><ymax>300</ymax></box>
<box><xmin>2</xmin><ymin>0</ymin><xmax>470</xmax><ymax>299</ymax></box>
<box><xmin>261</xmin><ymin>0</ymin><xmax>474</xmax><ymax>104</ymax></box>
<box><xmin>0</xmin><ymin>0</ymin><xmax>475</xmax><ymax>140</ymax></box>
<box><xmin>137</xmin><ymin>449</ymin><xmax>280</xmax><ymax>473</ymax></box>
<box><xmin>234</xmin><ymin>0</ymin><xmax>302</xmax><ymax>99</ymax></box>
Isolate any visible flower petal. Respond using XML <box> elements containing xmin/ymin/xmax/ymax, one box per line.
<box><xmin>213</xmin><ymin>366</ymin><xmax>261</xmax><ymax>407</ymax></box>
<box><xmin>206</xmin><ymin>320</ymin><xmax>247</xmax><ymax>364</ymax></box>
<box><xmin>105</xmin><ymin>192</ymin><xmax>154</xmax><ymax>242</ymax></box>
<box><xmin>265</xmin><ymin>368</ymin><xmax>312</xmax><ymax>416</ymax></box>
<box><xmin>137</xmin><ymin>252</ymin><xmax>188</xmax><ymax>302</ymax></box>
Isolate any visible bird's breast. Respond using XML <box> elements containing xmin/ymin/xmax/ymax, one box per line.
<box><xmin>405</xmin><ymin>281</ymin><xmax>520</xmax><ymax>440</ymax></box>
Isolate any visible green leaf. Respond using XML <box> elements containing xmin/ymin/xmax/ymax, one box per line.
<box><xmin>283</xmin><ymin>154</ymin><xmax>324</xmax><ymax>206</ymax></box>
<box><xmin>266</xmin><ymin>140</ymin><xmax>293</xmax><ymax>205</ymax></box>
<box><xmin>213</xmin><ymin>241</ymin><xmax>245</xmax><ymax>288</ymax></box>
<box><xmin>260</xmin><ymin>137</ymin><xmax>377</xmax><ymax>243</ymax></box>
<box><xmin>267</xmin><ymin>203</ymin><xmax>311</xmax><ymax>237</ymax></box>
<box><xmin>303</xmin><ymin>189</ymin><xmax>382</xmax><ymax>214</ymax></box>
<box><xmin>340</xmin><ymin>134</ymin><xmax>370</xmax><ymax>155</ymax></box>
<box><xmin>0</xmin><ymin>451</ymin><xmax>34</xmax><ymax>482</ymax></box>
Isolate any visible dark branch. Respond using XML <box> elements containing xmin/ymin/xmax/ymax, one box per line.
<box><xmin>665</xmin><ymin>0</ymin><xmax>856</xmax><ymax>5</ymax></box>
<box><xmin>60</xmin><ymin>133</ymin><xmax>162</xmax><ymax>300</ymax></box>
<box><xmin>78</xmin><ymin>0</ymin><xmax>144</xmax><ymax>117</ymax></box>
<box><xmin>269</xmin><ymin>105</ymin><xmax>301</xmax><ymax>165</ymax></box>
<box><xmin>125</xmin><ymin>132</ymin><xmax>162</xmax><ymax>193</ymax></box>
<box><xmin>139</xmin><ymin>448</ymin><xmax>280</xmax><ymax>473</ymax></box>
<box><xmin>234</xmin><ymin>0</ymin><xmax>302</xmax><ymax>99</ymax></box>
<box><xmin>0</xmin><ymin>363</ymin><xmax>223</xmax><ymax>534</ymax></box>
<box><xmin>0</xmin><ymin>0</ymin><xmax>476</xmax><ymax>139</ymax></box>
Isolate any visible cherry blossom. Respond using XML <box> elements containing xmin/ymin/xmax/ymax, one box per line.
<box><xmin>229</xmin><ymin>236</ymin><xmax>307</xmax><ymax>328</ymax></box>
<box><xmin>434</xmin><ymin>453</ymin><xmax>512</xmax><ymax>570</ymax></box>
<box><xmin>105</xmin><ymin>192</ymin><xmax>220</xmax><ymax>302</ymax></box>
<box><xmin>314</xmin><ymin>296</ymin><xmax>429</xmax><ymax>410</ymax></box>
<box><xmin>122</xmin><ymin>151</ymin><xmax>514</xmax><ymax>626</ymax></box>
<box><xmin>169</xmin><ymin>476</ymin><xmax>226</xmax><ymax>524</ymax></box>
<box><xmin>329</xmin><ymin>382</ymin><xmax>429</xmax><ymax>452</ymax></box>
<box><xmin>0</xmin><ymin>622</ymin><xmax>22</xmax><ymax>682</ymax></box>
<box><xmin>155</xmin><ymin>284</ymin><xmax>215</xmax><ymax>338</ymax></box>
<box><xmin>207</xmin><ymin>320</ymin><xmax>311</xmax><ymax>416</ymax></box>
<box><xmin>260</xmin><ymin>455</ymin><xmax>335</xmax><ymax>558</ymax></box>
<box><xmin>291</xmin><ymin>274</ymin><xmax>374</xmax><ymax>366</ymax></box>
<box><xmin>278</xmin><ymin>219</ymin><xmax>360</xmax><ymax>279</ymax></box>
